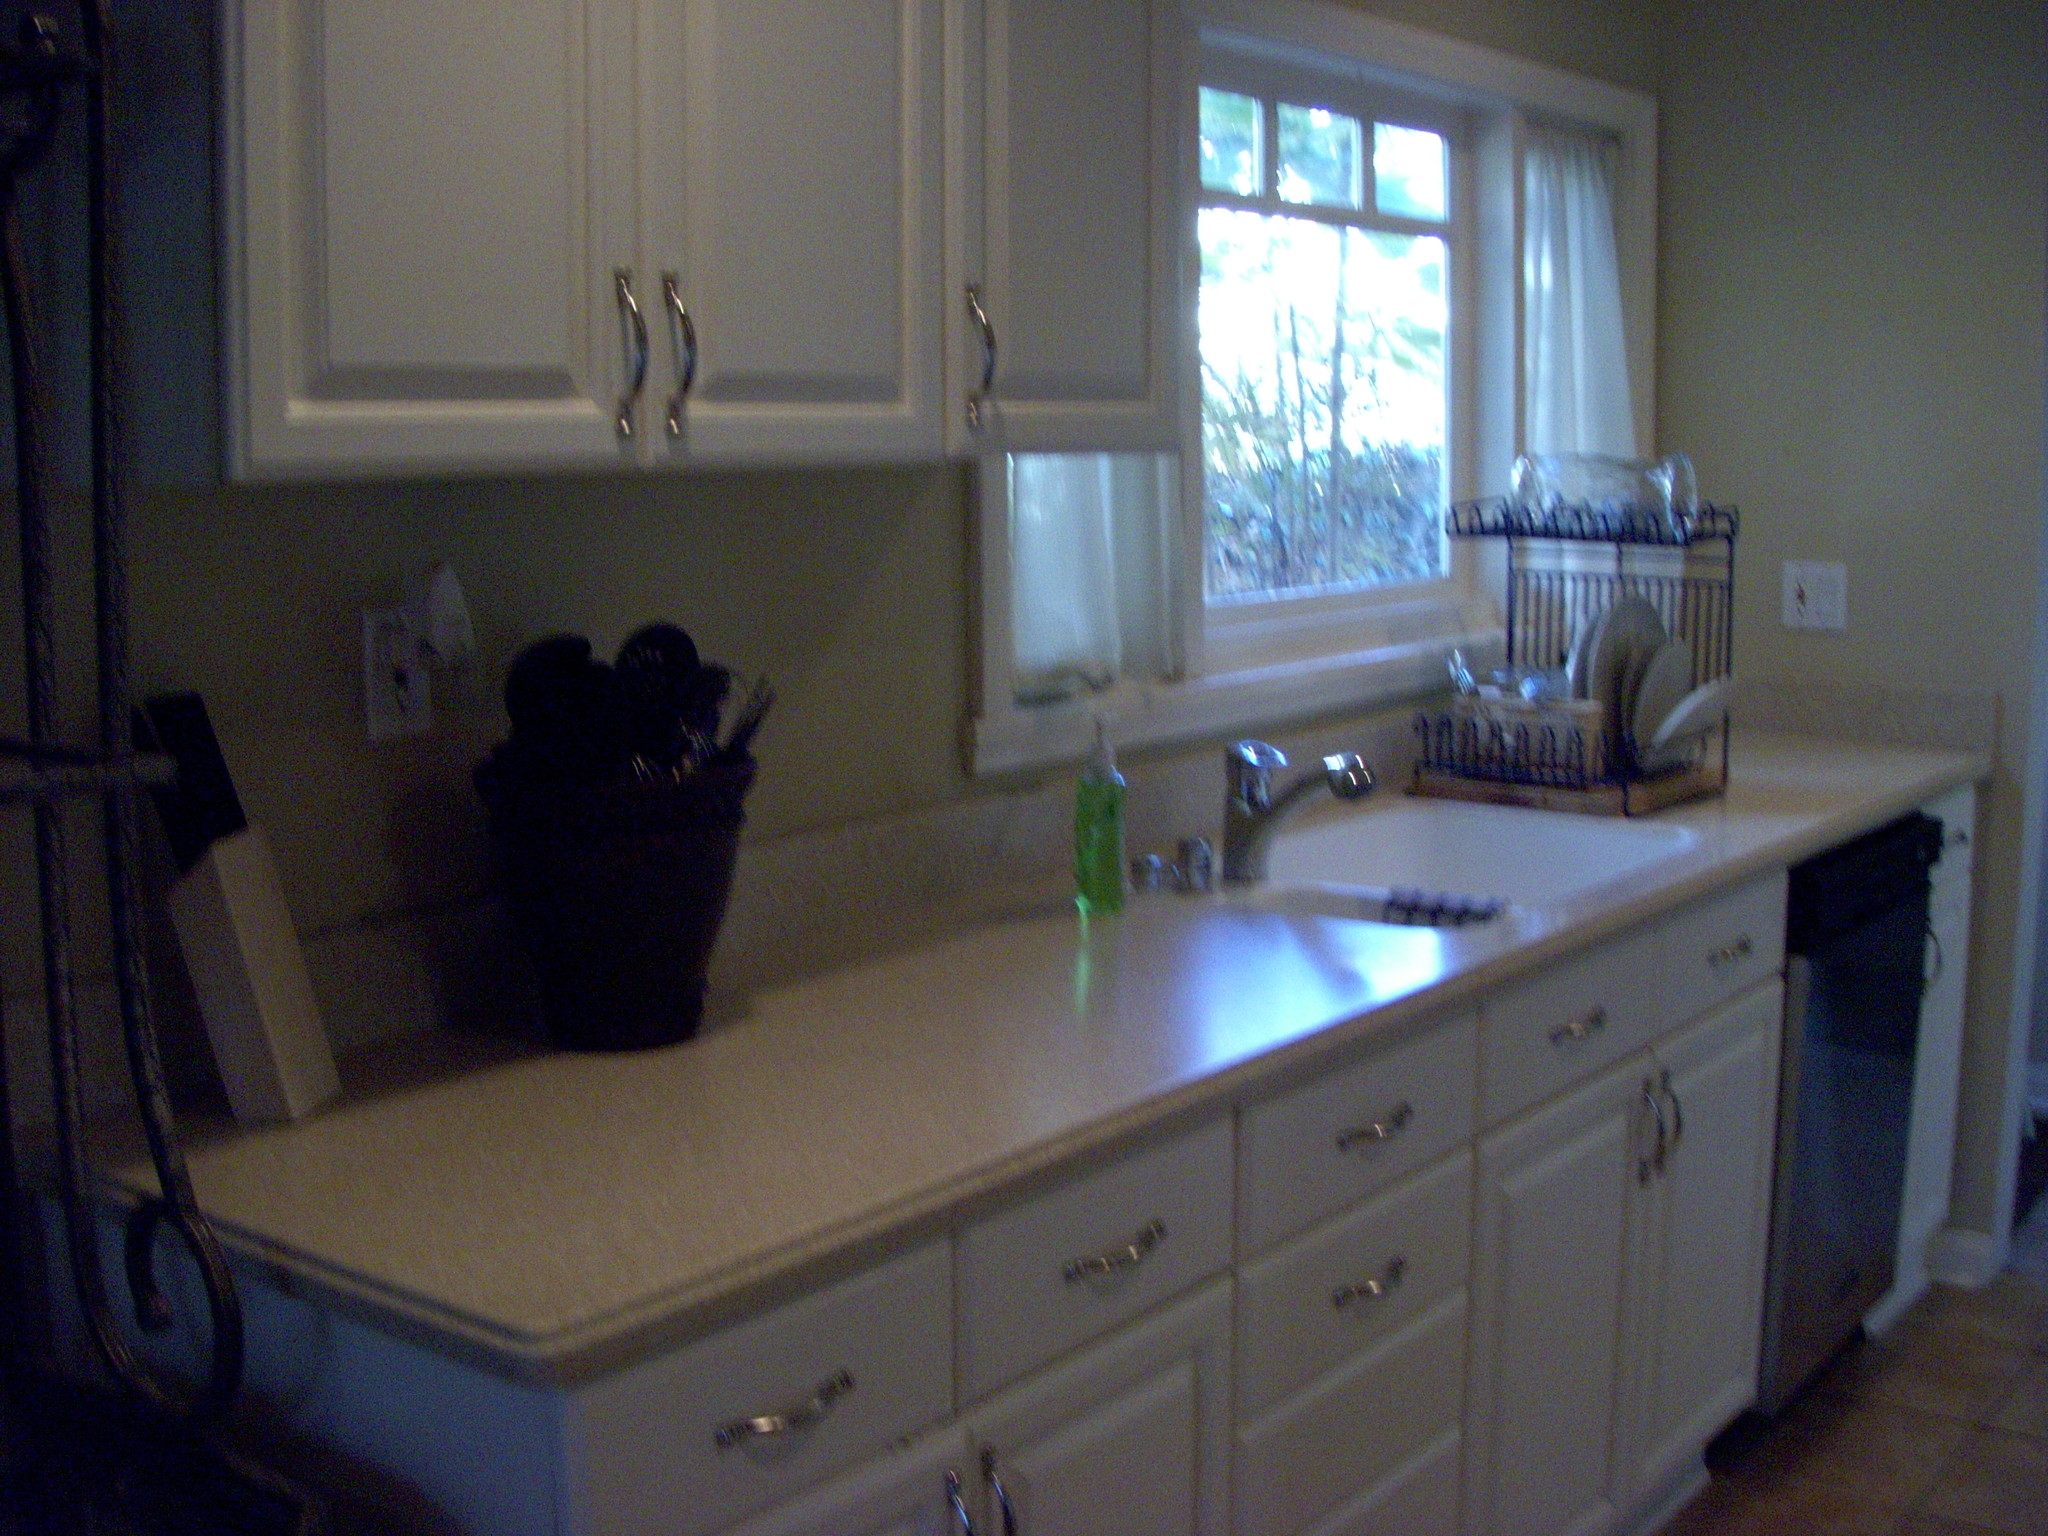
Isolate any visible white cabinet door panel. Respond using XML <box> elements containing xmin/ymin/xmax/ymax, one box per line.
<box><xmin>232</xmin><ymin>0</ymin><xmax>635</xmax><ymax>474</ymax></box>
<box><xmin>1466</xmin><ymin>1062</ymin><xmax>1639</xmax><ymax>1536</ymax></box>
<box><xmin>1615</xmin><ymin>984</ymin><xmax>1781</xmax><ymax>1511</ymax></box>
<box><xmin>641</xmin><ymin>0</ymin><xmax>946</xmax><ymax>460</ymax></box>
<box><xmin>966</xmin><ymin>1280</ymin><xmax>1231</xmax><ymax>1536</ymax></box>
<box><xmin>952</xmin><ymin>0</ymin><xmax>1183</xmax><ymax>452</ymax></box>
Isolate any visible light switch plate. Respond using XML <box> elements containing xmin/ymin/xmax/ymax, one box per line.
<box><xmin>364</xmin><ymin>607</ymin><xmax>432</xmax><ymax>739</ymax></box>
<box><xmin>1781</xmin><ymin>561</ymin><xmax>1848</xmax><ymax>630</ymax></box>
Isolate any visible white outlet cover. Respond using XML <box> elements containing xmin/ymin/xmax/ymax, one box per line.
<box><xmin>364</xmin><ymin>607</ymin><xmax>432</xmax><ymax>739</ymax></box>
<box><xmin>1781</xmin><ymin>560</ymin><xmax>1848</xmax><ymax>631</ymax></box>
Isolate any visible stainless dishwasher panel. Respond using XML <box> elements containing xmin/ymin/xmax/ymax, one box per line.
<box><xmin>1756</xmin><ymin>817</ymin><xmax>1936</xmax><ymax>1417</ymax></box>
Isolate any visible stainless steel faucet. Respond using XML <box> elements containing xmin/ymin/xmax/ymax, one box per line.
<box><xmin>1222</xmin><ymin>741</ymin><xmax>1375</xmax><ymax>884</ymax></box>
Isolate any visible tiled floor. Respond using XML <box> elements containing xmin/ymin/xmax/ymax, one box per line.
<box><xmin>1665</xmin><ymin>1198</ymin><xmax>2048</xmax><ymax>1536</ymax></box>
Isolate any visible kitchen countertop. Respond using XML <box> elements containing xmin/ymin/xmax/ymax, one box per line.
<box><xmin>117</xmin><ymin>731</ymin><xmax>1987</xmax><ymax>1385</ymax></box>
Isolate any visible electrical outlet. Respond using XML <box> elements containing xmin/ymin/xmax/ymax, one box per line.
<box><xmin>364</xmin><ymin>607</ymin><xmax>431</xmax><ymax>739</ymax></box>
<box><xmin>1781</xmin><ymin>561</ymin><xmax>1848</xmax><ymax>631</ymax></box>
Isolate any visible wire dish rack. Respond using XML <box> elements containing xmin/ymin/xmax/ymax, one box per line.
<box><xmin>1413</xmin><ymin>498</ymin><xmax>1738</xmax><ymax>815</ymax></box>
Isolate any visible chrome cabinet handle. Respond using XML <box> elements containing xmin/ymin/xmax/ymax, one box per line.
<box><xmin>1548</xmin><ymin>1007</ymin><xmax>1606</xmax><ymax>1047</ymax></box>
<box><xmin>712</xmin><ymin>1368</ymin><xmax>854</xmax><ymax>1449</ymax></box>
<box><xmin>1660</xmin><ymin>1069</ymin><xmax>1683</xmax><ymax>1159</ymax></box>
<box><xmin>1707</xmin><ymin>935</ymin><xmax>1753</xmax><ymax>968</ymax></box>
<box><xmin>1332</xmin><ymin>1255</ymin><xmax>1406</xmax><ymax>1309</ymax></box>
<box><xmin>982</xmin><ymin>1448</ymin><xmax>1018</xmax><ymax>1536</ymax></box>
<box><xmin>964</xmin><ymin>283</ymin><xmax>997</xmax><ymax>430</ymax></box>
<box><xmin>661</xmin><ymin>271</ymin><xmax>697</xmax><ymax>437</ymax></box>
<box><xmin>613</xmin><ymin>268</ymin><xmax>649</xmax><ymax>440</ymax></box>
<box><xmin>1335</xmin><ymin>1101</ymin><xmax>1413</xmax><ymax>1152</ymax></box>
<box><xmin>1638</xmin><ymin>1078</ymin><xmax>1668</xmax><ymax>1183</ymax></box>
<box><xmin>1063</xmin><ymin>1218</ymin><xmax>1166</xmax><ymax>1283</ymax></box>
<box><xmin>946</xmin><ymin>1470</ymin><xmax>979</xmax><ymax>1536</ymax></box>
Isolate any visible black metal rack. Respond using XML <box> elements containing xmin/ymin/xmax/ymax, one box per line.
<box><xmin>1414</xmin><ymin>497</ymin><xmax>1738</xmax><ymax>815</ymax></box>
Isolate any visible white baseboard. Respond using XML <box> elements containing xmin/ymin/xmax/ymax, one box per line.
<box><xmin>1864</xmin><ymin>1267</ymin><xmax>1930</xmax><ymax>1335</ymax></box>
<box><xmin>1929</xmin><ymin>1226</ymin><xmax>2008</xmax><ymax>1288</ymax></box>
<box><xmin>1621</xmin><ymin>1458</ymin><xmax>1710</xmax><ymax>1536</ymax></box>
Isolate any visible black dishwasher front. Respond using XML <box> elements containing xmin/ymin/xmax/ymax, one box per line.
<box><xmin>1755</xmin><ymin>811</ymin><xmax>1943</xmax><ymax>1416</ymax></box>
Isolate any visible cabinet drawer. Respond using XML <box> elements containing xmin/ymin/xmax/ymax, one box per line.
<box><xmin>565</xmin><ymin>1242</ymin><xmax>953</xmax><ymax>1536</ymax></box>
<box><xmin>1479</xmin><ymin>928</ymin><xmax>1659</xmax><ymax>1127</ymax></box>
<box><xmin>1237</xmin><ymin>1151</ymin><xmax>1471</xmax><ymax>1418</ymax></box>
<box><xmin>1299</xmin><ymin>1429</ymin><xmax>1461</xmax><ymax>1536</ymax></box>
<box><xmin>958</xmin><ymin>1115</ymin><xmax>1233</xmax><ymax>1401</ymax></box>
<box><xmin>1233</xmin><ymin>1295</ymin><xmax>1467</xmax><ymax>1536</ymax></box>
<box><xmin>1239</xmin><ymin>1014</ymin><xmax>1477</xmax><ymax>1253</ymax></box>
<box><xmin>1657</xmin><ymin>872</ymin><xmax>1786</xmax><ymax>1026</ymax></box>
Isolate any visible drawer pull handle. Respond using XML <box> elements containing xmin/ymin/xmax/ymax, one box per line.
<box><xmin>982</xmin><ymin>1448</ymin><xmax>1019</xmax><ymax>1536</ymax></box>
<box><xmin>1332</xmin><ymin>1256</ymin><xmax>1407</xmax><ymax>1309</ymax></box>
<box><xmin>1638</xmin><ymin>1077</ymin><xmax>1669</xmax><ymax>1182</ymax></box>
<box><xmin>1335</xmin><ymin>1101</ymin><xmax>1414</xmax><ymax>1151</ymax></box>
<box><xmin>1707</xmin><ymin>935</ymin><xmax>1753</xmax><ymax>968</ymax></box>
<box><xmin>1548</xmin><ymin>1007</ymin><xmax>1606</xmax><ymax>1047</ymax></box>
<box><xmin>1062</xmin><ymin>1218</ymin><xmax>1167</xmax><ymax>1283</ymax></box>
<box><xmin>712</xmin><ymin>1368</ymin><xmax>855</xmax><ymax>1449</ymax></box>
<box><xmin>946</xmin><ymin>1470</ymin><xmax>979</xmax><ymax>1536</ymax></box>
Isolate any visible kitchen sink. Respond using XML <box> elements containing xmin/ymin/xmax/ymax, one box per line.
<box><xmin>1266</xmin><ymin>797</ymin><xmax>1699</xmax><ymax>908</ymax></box>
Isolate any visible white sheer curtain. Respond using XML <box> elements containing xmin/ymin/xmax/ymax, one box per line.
<box><xmin>1523</xmin><ymin>124</ymin><xmax>1636</xmax><ymax>458</ymax></box>
<box><xmin>1009</xmin><ymin>453</ymin><xmax>1176</xmax><ymax>703</ymax></box>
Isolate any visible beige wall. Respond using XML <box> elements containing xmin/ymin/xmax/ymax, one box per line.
<box><xmin>1654</xmin><ymin>0</ymin><xmax>2048</xmax><ymax>1242</ymax></box>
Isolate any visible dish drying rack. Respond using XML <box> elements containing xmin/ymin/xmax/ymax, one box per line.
<box><xmin>1413</xmin><ymin>498</ymin><xmax>1739</xmax><ymax>815</ymax></box>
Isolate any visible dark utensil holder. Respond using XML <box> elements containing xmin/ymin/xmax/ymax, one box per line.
<box><xmin>481</xmin><ymin>761</ymin><xmax>753</xmax><ymax>1051</ymax></box>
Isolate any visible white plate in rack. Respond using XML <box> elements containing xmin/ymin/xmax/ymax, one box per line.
<box><xmin>1630</xmin><ymin>639</ymin><xmax>1695</xmax><ymax>764</ymax></box>
<box><xmin>1650</xmin><ymin>674</ymin><xmax>1735</xmax><ymax>749</ymax></box>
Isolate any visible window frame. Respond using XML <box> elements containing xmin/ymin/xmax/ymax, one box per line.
<box><xmin>1189</xmin><ymin>48</ymin><xmax>1476</xmax><ymax>675</ymax></box>
<box><xmin>968</xmin><ymin>0</ymin><xmax>1657</xmax><ymax>776</ymax></box>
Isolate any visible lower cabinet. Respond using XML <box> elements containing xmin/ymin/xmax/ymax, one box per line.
<box><xmin>967</xmin><ymin>1281</ymin><xmax>1233</xmax><ymax>1536</ymax></box>
<box><xmin>716</xmin><ymin>1279</ymin><xmax>1232</xmax><ymax>1536</ymax></box>
<box><xmin>1466</xmin><ymin>982</ymin><xmax>1783</xmax><ymax>1536</ymax></box>
<box><xmin>1614</xmin><ymin>985</ymin><xmax>1781</xmax><ymax>1511</ymax></box>
<box><xmin>717</xmin><ymin>1428</ymin><xmax>972</xmax><ymax>1536</ymax></box>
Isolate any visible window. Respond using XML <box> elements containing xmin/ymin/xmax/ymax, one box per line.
<box><xmin>971</xmin><ymin>4</ymin><xmax>1655</xmax><ymax>775</ymax></box>
<box><xmin>1193</xmin><ymin>60</ymin><xmax>1465</xmax><ymax>659</ymax></box>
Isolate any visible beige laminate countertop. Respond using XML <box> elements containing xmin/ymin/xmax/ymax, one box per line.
<box><xmin>121</xmin><ymin>732</ymin><xmax>1986</xmax><ymax>1385</ymax></box>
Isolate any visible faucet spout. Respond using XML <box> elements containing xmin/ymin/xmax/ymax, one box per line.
<box><xmin>1221</xmin><ymin>741</ymin><xmax>1375</xmax><ymax>884</ymax></box>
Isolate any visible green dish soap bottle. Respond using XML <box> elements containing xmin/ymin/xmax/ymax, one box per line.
<box><xmin>1075</xmin><ymin>720</ymin><xmax>1128</xmax><ymax>917</ymax></box>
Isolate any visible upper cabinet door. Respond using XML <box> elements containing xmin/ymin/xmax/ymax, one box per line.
<box><xmin>229</xmin><ymin>0</ymin><xmax>640</xmax><ymax>477</ymax></box>
<box><xmin>639</xmin><ymin>0</ymin><xmax>947</xmax><ymax>463</ymax></box>
<box><xmin>951</xmin><ymin>0</ymin><xmax>1186</xmax><ymax>454</ymax></box>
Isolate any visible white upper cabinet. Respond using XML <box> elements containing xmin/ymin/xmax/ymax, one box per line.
<box><xmin>639</xmin><ymin>0</ymin><xmax>946</xmax><ymax>462</ymax></box>
<box><xmin>227</xmin><ymin>0</ymin><xmax>1182</xmax><ymax>477</ymax></box>
<box><xmin>228</xmin><ymin>0</ymin><xmax>639</xmax><ymax>476</ymax></box>
<box><xmin>946</xmin><ymin>0</ymin><xmax>1185</xmax><ymax>454</ymax></box>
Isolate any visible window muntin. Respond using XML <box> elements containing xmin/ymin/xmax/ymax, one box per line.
<box><xmin>1198</xmin><ymin>77</ymin><xmax>1457</xmax><ymax>610</ymax></box>
<box><xmin>1276</xmin><ymin>103</ymin><xmax>1363</xmax><ymax>208</ymax></box>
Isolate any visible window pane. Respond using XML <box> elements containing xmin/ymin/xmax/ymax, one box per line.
<box><xmin>1199</xmin><ymin>207</ymin><xmax>1447</xmax><ymax>601</ymax></box>
<box><xmin>1375</xmin><ymin>123</ymin><xmax>1446</xmax><ymax>220</ymax></box>
<box><xmin>1276</xmin><ymin>103</ymin><xmax>1361</xmax><ymax>208</ymax></box>
<box><xmin>1199</xmin><ymin>87</ymin><xmax>1262</xmax><ymax>196</ymax></box>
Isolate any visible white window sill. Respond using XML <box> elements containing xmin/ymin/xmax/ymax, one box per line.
<box><xmin>969</xmin><ymin>624</ymin><xmax>1505</xmax><ymax>777</ymax></box>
